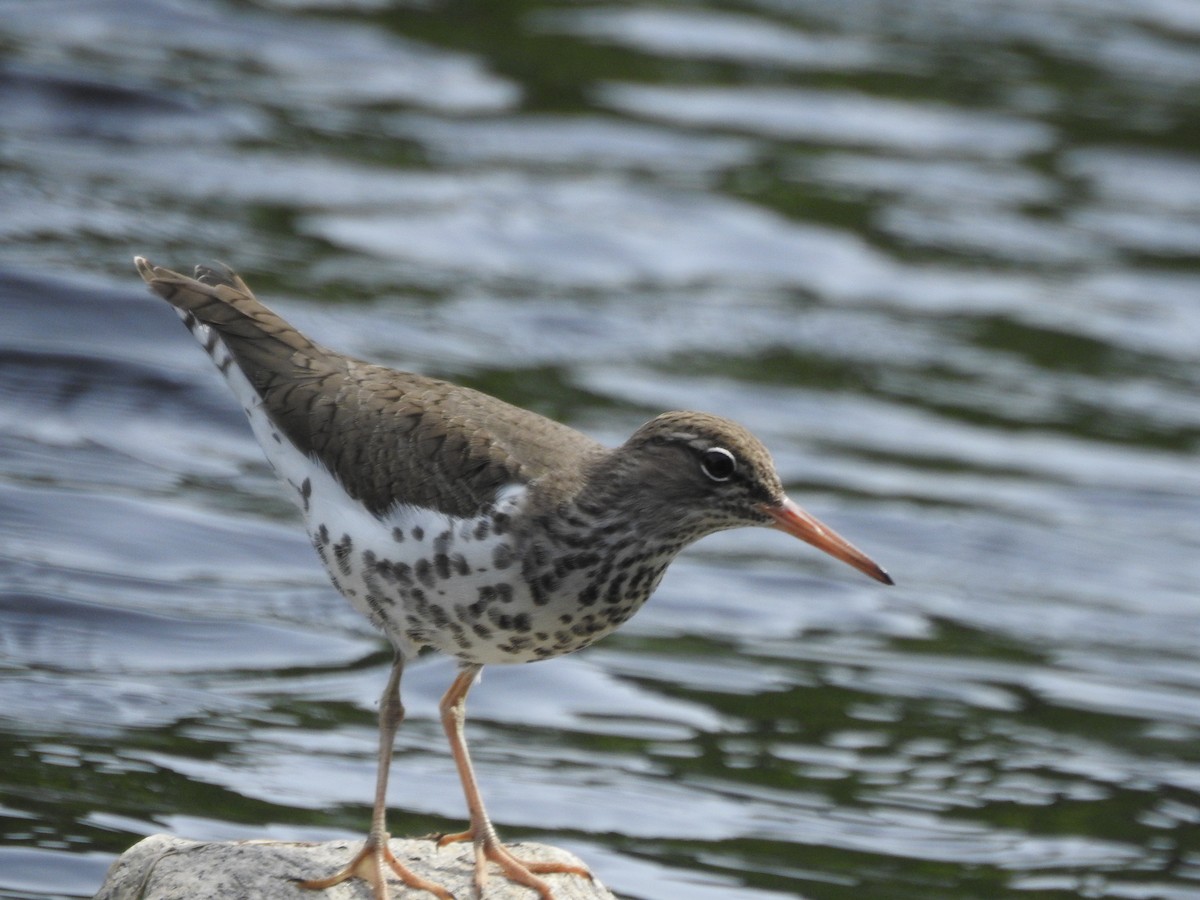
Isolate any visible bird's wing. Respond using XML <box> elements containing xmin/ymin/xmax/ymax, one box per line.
<box><xmin>136</xmin><ymin>258</ymin><xmax>603</xmax><ymax>519</ymax></box>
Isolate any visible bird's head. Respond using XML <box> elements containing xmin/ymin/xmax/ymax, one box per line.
<box><xmin>607</xmin><ymin>411</ymin><xmax>892</xmax><ymax>585</ymax></box>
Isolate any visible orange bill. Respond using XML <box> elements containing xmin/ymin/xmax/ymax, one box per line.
<box><xmin>761</xmin><ymin>498</ymin><xmax>893</xmax><ymax>585</ymax></box>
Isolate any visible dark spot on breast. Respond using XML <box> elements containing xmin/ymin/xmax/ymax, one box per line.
<box><xmin>629</xmin><ymin>565</ymin><xmax>657</xmax><ymax>594</ymax></box>
<box><xmin>300</xmin><ymin>477</ymin><xmax>312</xmax><ymax>511</ymax></box>
<box><xmin>474</xmin><ymin>519</ymin><xmax>491</xmax><ymax>540</ymax></box>
<box><xmin>415</xmin><ymin>558</ymin><xmax>435</xmax><ymax>588</ymax></box>
<box><xmin>434</xmin><ymin>553</ymin><xmax>451</xmax><ymax>580</ymax></box>
<box><xmin>412</xmin><ymin>526</ymin><xmax>425</xmax><ymax>541</ymax></box>
<box><xmin>333</xmin><ymin>534</ymin><xmax>354</xmax><ymax>577</ymax></box>
<box><xmin>556</xmin><ymin>529</ymin><xmax>591</xmax><ymax>549</ymax></box>
<box><xmin>364</xmin><ymin>591</ymin><xmax>387</xmax><ymax>621</ymax></box>
<box><xmin>445</xmin><ymin>621</ymin><xmax>472</xmax><ymax>650</ymax></box>
<box><xmin>604</xmin><ymin>604</ymin><xmax>634</xmax><ymax>626</ymax></box>
<box><xmin>451</xmin><ymin>554</ymin><xmax>470</xmax><ymax>576</ymax></box>
<box><xmin>375</xmin><ymin>559</ymin><xmax>413</xmax><ymax>587</ymax></box>
<box><xmin>605</xmin><ymin>573</ymin><xmax>626</xmax><ymax>604</ymax></box>
<box><xmin>577</xmin><ymin>584</ymin><xmax>599</xmax><ymax>607</ymax></box>
<box><xmin>392</xmin><ymin>527</ymin><xmax>405</xmax><ymax>543</ymax></box>
<box><xmin>530</xmin><ymin>580</ymin><xmax>549</xmax><ymax>607</ymax></box>
<box><xmin>570</xmin><ymin>614</ymin><xmax>596</xmax><ymax>637</ymax></box>
<box><xmin>492</xmin><ymin>544</ymin><xmax>515</xmax><ymax>570</ymax></box>
<box><xmin>555</xmin><ymin>552</ymin><xmax>599</xmax><ymax>579</ymax></box>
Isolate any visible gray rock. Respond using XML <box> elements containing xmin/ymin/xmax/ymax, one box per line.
<box><xmin>94</xmin><ymin>834</ymin><xmax>615</xmax><ymax>900</ymax></box>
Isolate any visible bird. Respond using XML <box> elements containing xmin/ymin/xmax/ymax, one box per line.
<box><xmin>134</xmin><ymin>256</ymin><xmax>893</xmax><ymax>900</ymax></box>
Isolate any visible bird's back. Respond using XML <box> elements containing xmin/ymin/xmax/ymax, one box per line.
<box><xmin>135</xmin><ymin>258</ymin><xmax>604</xmax><ymax>520</ymax></box>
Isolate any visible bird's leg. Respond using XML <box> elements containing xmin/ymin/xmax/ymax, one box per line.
<box><xmin>298</xmin><ymin>653</ymin><xmax>453</xmax><ymax>900</ymax></box>
<box><xmin>436</xmin><ymin>664</ymin><xmax>592</xmax><ymax>900</ymax></box>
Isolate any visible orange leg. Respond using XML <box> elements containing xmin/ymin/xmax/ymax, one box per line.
<box><xmin>437</xmin><ymin>664</ymin><xmax>593</xmax><ymax>900</ymax></box>
<box><xmin>297</xmin><ymin>654</ymin><xmax>453</xmax><ymax>900</ymax></box>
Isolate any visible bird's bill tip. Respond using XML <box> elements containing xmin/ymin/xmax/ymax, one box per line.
<box><xmin>761</xmin><ymin>497</ymin><xmax>893</xmax><ymax>585</ymax></box>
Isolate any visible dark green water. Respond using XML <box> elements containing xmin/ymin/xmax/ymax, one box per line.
<box><xmin>3</xmin><ymin>1</ymin><xmax>1200</xmax><ymax>898</ymax></box>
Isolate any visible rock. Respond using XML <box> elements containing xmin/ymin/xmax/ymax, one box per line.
<box><xmin>94</xmin><ymin>834</ymin><xmax>615</xmax><ymax>900</ymax></box>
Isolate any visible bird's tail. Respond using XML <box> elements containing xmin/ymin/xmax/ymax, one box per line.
<box><xmin>134</xmin><ymin>256</ymin><xmax>332</xmax><ymax>393</ymax></box>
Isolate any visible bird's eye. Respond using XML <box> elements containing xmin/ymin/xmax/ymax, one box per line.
<box><xmin>700</xmin><ymin>447</ymin><xmax>737</xmax><ymax>482</ymax></box>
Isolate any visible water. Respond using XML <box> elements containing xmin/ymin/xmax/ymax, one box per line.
<box><xmin>2</xmin><ymin>1</ymin><xmax>1200</xmax><ymax>898</ymax></box>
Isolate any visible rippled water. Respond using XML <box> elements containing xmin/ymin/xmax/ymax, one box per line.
<box><xmin>3</xmin><ymin>1</ymin><xmax>1200</xmax><ymax>898</ymax></box>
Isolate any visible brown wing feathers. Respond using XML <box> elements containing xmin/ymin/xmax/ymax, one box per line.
<box><xmin>134</xmin><ymin>258</ymin><xmax>603</xmax><ymax>519</ymax></box>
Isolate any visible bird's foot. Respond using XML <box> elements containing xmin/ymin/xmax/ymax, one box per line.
<box><xmin>297</xmin><ymin>835</ymin><xmax>455</xmax><ymax>900</ymax></box>
<box><xmin>436</xmin><ymin>829</ymin><xmax>592</xmax><ymax>900</ymax></box>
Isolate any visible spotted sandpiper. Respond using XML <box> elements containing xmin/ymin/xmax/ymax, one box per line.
<box><xmin>135</xmin><ymin>257</ymin><xmax>892</xmax><ymax>900</ymax></box>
